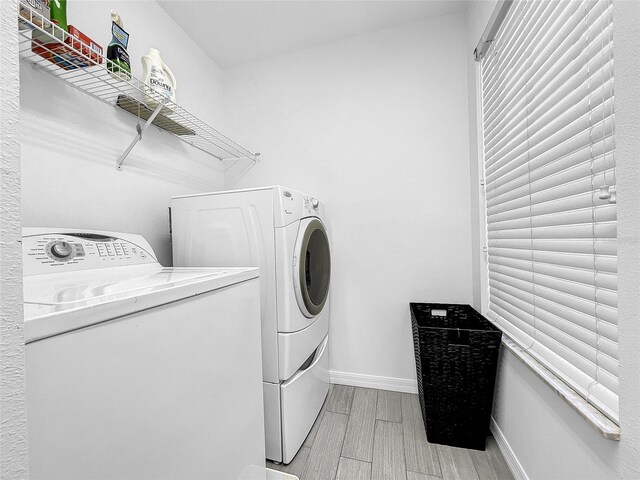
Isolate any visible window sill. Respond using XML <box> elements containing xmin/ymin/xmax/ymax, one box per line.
<box><xmin>500</xmin><ymin>336</ymin><xmax>621</xmax><ymax>441</ymax></box>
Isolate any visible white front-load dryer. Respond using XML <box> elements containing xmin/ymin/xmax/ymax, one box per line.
<box><xmin>171</xmin><ymin>186</ymin><xmax>331</xmax><ymax>464</ymax></box>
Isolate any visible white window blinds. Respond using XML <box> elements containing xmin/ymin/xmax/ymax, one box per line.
<box><xmin>481</xmin><ymin>0</ymin><xmax>618</xmax><ymax>422</ymax></box>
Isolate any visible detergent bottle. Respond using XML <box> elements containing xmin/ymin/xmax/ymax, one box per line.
<box><xmin>141</xmin><ymin>48</ymin><xmax>177</xmax><ymax>111</ymax></box>
<box><xmin>49</xmin><ymin>0</ymin><xmax>67</xmax><ymax>39</ymax></box>
<box><xmin>107</xmin><ymin>10</ymin><xmax>131</xmax><ymax>81</ymax></box>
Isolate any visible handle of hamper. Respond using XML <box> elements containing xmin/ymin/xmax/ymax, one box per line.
<box><xmin>448</xmin><ymin>328</ymin><xmax>471</xmax><ymax>346</ymax></box>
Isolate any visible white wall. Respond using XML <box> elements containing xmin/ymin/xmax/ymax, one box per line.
<box><xmin>20</xmin><ymin>1</ymin><xmax>228</xmax><ymax>265</ymax></box>
<box><xmin>1</xmin><ymin>1</ymin><xmax>28</xmax><ymax>478</ymax></box>
<box><xmin>223</xmin><ymin>12</ymin><xmax>474</xmax><ymax>385</ymax></box>
<box><xmin>467</xmin><ymin>1</ymin><xmax>640</xmax><ymax>478</ymax></box>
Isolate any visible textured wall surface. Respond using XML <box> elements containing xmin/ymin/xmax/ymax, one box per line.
<box><xmin>0</xmin><ymin>0</ymin><xmax>28</xmax><ymax>478</ymax></box>
<box><xmin>614</xmin><ymin>0</ymin><xmax>640</xmax><ymax>477</ymax></box>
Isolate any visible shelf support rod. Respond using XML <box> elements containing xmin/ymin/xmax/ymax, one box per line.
<box><xmin>116</xmin><ymin>103</ymin><xmax>164</xmax><ymax>170</ymax></box>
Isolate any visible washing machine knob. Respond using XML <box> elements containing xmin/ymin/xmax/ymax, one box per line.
<box><xmin>311</xmin><ymin>198</ymin><xmax>319</xmax><ymax>210</ymax></box>
<box><xmin>51</xmin><ymin>241</ymin><xmax>73</xmax><ymax>259</ymax></box>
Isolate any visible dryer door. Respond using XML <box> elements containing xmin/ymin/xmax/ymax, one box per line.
<box><xmin>294</xmin><ymin>218</ymin><xmax>331</xmax><ymax>318</ymax></box>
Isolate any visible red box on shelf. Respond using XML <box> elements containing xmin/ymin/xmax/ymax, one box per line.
<box><xmin>67</xmin><ymin>25</ymin><xmax>103</xmax><ymax>63</ymax></box>
<box><xmin>31</xmin><ymin>25</ymin><xmax>103</xmax><ymax>70</ymax></box>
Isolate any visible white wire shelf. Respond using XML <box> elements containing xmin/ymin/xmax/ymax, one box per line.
<box><xmin>17</xmin><ymin>0</ymin><xmax>260</xmax><ymax>170</ymax></box>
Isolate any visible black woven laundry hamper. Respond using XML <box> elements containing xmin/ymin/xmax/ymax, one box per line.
<box><xmin>410</xmin><ymin>303</ymin><xmax>502</xmax><ymax>451</ymax></box>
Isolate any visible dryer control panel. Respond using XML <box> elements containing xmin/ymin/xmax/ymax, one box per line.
<box><xmin>22</xmin><ymin>229</ymin><xmax>158</xmax><ymax>276</ymax></box>
<box><xmin>274</xmin><ymin>186</ymin><xmax>324</xmax><ymax>227</ymax></box>
<box><xmin>302</xmin><ymin>195</ymin><xmax>320</xmax><ymax>215</ymax></box>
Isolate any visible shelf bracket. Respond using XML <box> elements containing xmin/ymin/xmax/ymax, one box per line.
<box><xmin>116</xmin><ymin>103</ymin><xmax>164</xmax><ymax>170</ymax></box>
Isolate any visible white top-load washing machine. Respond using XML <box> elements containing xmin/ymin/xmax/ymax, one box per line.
<box><xmin>23</xmin><ymin>228</ymin><xmax>266</xmax><ymax>480</ymax></box>
<box><xmin>171</xmin><ymin>186</ymin><xmax>331</xmax><ymax>463</ymax></box>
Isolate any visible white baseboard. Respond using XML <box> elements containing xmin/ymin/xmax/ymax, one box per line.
<box><xmin>490</xmin><ymin>417</ymin><xmax>528</xmax><ymax>480</ymax></box>
<box><xmin>328</xmin><ymin>370</ymin><xmax>418</xmax><ymax>394</ymax></box>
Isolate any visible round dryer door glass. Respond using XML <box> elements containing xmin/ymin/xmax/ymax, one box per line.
<box><xmin>297</xmin><ymin>218</ymin><xmax>330</xmax><ymax>317</ymax></box>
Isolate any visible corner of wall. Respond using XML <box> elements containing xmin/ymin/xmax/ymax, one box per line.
<box><xmin>466</xmin><ymin>11</ymin><xmax>482</xmax><ymax>311</ymax></box>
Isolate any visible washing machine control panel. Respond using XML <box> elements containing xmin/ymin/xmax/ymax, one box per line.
<box><xmin>275</xmin><ymin>188</ymin><xmax>323</xmax><ymax>226</ymax></box>
<box><xmin>303</xmin><ymin>196</ymin><xmax>319</xmax><ymax>212</ymax></box>
<box><xmin>22</xmin><ymin>230</ymin><xmax>158</xmax><ymax>276</ymax></box>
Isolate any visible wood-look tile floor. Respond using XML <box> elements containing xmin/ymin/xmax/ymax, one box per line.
<box><xmin>267</xmin><ymin>385</ymin><xmax>514</xmax><ymax>480</ymax></box>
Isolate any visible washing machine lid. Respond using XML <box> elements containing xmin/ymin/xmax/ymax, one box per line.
<box><xmin>23</xmin><ymin>265</ymin><xmax>259</xmax><ymax>343</ymax></box>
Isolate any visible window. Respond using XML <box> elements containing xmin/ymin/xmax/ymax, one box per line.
<box><xmin>481</xmin><ymin>0</ymin><xmax>618</xmax><ymax>422</ymax></box>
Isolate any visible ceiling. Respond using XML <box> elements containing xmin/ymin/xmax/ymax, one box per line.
<box><xmin>158</xmin><ymin>1</ymin><xmax>469</xmax><ymax>68</ymax></box>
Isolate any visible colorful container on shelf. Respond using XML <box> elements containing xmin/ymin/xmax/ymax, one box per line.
<box><xmin>48</xmin><ymin>0</ymin><xmax>67</xmax><ymax>39</ymax></box>
<box><xmin>18</xmin><ymin>0</ymin><xmax>50</xmax><ymax>31</ymax></box>
<box><xmin>106</xmin><ymin>10</ymin><xmax>131</xmax><ymax>81</ymax></box>
<box><xmin>32</xmin><ymin>25</ymin><xmax>103</xmax><ymax>70</ymax></box>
